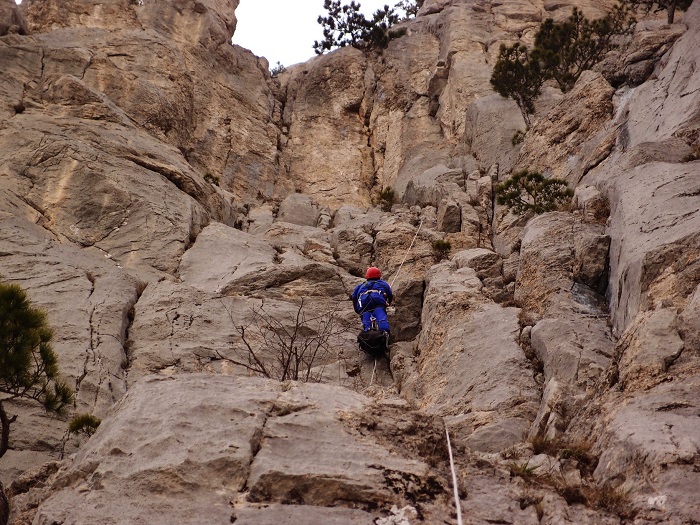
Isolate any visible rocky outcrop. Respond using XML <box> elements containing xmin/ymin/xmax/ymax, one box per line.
<box><xmin>399</xmin><ymin>257</ymin><xmax>540</xmax><ymax>453</ymax></box>
<box><xmin>28</xmin><ymin>375</ymin><xmax>453</xmax><ymax>524</ymax></box>
<box><xmin>0</xmin><ymin>0</ymin><xmax>26</xmax><ymax>36</ymax></box>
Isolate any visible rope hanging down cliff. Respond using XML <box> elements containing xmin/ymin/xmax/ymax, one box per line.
<box><xmin>389</xmin><ymin>219</ymin><xmax>424</xmax><ymax>289</ymax></box>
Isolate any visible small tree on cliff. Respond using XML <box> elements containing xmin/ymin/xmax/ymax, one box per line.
<box><xmin>313</xmin><ymin>0</ymin><xmax>402</xmax><ymax>54</ymax></box>
<box><xmin>621</xmin><ymin>0</ymin><xmax>693</xmax><ymax>23</ymax></box>
<box><xmin>396</xmin><ymin>0</ymin><xmax>425</xmax><ymax>19</ymax></box>
<box><xmin>534</xmin><ymin>6</ymin><xmax>635</xmax><ymax>92</ymax></box>
<box><xmin>496</xmin><ymin>170</ymin><xmax>573</xmax><ymax>215</ymax></box>
<box><xmin>491</xmin><ymin>6</ymin><xmax>634</xmax><ymax>122</ymax></box>
<box><xmin>490</xmin><ymin>44</ymin><xmax>545</xmax><ymax>127</ymax></box>
<box><xmin>0</xmin><ymin>282</ymin><xmax>73</xmax><ymax>459</ymax></box>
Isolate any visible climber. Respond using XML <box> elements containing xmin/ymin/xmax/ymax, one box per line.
<box><xmin>352</xmin><ymin>267</ymin><xmax>393</xmax><ymax>335</ymax></box>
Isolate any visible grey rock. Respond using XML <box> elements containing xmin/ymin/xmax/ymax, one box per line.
<box><xmin>233</xmin><ymin>505</ymin><xmax>375</xmax><ymax>525</ymax></box>
<box><xmin>453</xmin><ymin>248</ymin><xmax>503</xmax><ymax>280</ymax></box>
<box><xmin>178</xmin><ymin>222</ymin><xmax>276</xmax><ymax>293</ymax></box>
<box><xmin>591</xmin><ymin>376</ymin><xmax>700</xmax><ymax>524</ymax></box>
<box><xmin>0</xmin><ymin>0</ymin><xmax>26</xmax><ymax>36</ymax></box>
<box><xmin>277</xmin><ymin>193</ymin><xmax>322</xmax><ymax>227</ymax></box>
<box><xmin>573</xmin><ymin>227</ymin><xmax>610</xmax><ymax>293</ymax></box>
<box><xmin>437</xmin><ymin>197</ymin><xmax>461</xmax><ymax>233</ymax></box>
<box><xmin>573</xmin><ymin>185</ymin><xmax>609</xmax><ymax>224</ymax></box>
<box><xmin>33</xmin><ymin>376</ymin><xmax>452</xmax><ymax>524</ymax></box>
<box><xmin>617</xmin><ymin>308</ymin><xmax>684</xmax><ymax>388</ymax></box>
<box><xmin>402</xmin><ymin>262</ymin><xmax>540</xmax><ymax>452</ymax></box>
<box><xmin>246</xmin><ymin>204</ymin><xmax>275</xmax><ymax>235</ymax></box>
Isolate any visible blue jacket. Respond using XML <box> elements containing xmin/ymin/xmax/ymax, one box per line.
<box><xmin>352</xmin><ymin>279</ymin><xmax>393</xmax><ymax>314</ymax></box>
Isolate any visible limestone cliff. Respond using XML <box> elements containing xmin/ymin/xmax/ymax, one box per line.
<box><xmin>0</xmin><ymin>0</ymin><xmax>698</xmax><ymax>524</ymax></box>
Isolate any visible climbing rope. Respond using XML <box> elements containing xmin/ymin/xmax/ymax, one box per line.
<box><xmin>445</xmin><ymin>424</ymin><xmax>463</xmax><ymax>525</ymax></box>
<box><xmin>369</xmin><ymin>358</ymin><xmax>377</xmax><ymax>387</ymax></box>
<box><xmin>389</xmin><ymin>219</ymin><xmax>424</xmax><ymax>289</ymax></box>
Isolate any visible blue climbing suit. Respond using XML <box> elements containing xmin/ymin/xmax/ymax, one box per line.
<box><xmin>352</xmin><ymin>278</ymin><xmax>393</xmax><ymax>332</ymax></box>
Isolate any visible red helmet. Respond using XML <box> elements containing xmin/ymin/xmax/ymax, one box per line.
<box><xmin>365</xmin><ymin>267</ymin><xmax>381</xmax><ymax>279</ymax></box>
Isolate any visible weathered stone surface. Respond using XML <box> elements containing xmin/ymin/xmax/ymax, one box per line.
<box><xmin>617</xmin><ymin>308</ymin><xmax>685</xmax><ymax>388</ymax></box>
<box><xmin>233</xmin><ymin>505</ymin><xmax>375</xmax><ymax>525</ymax></box>
<box><xmin>591</xmin><ymin>377</ymin><xmax>700</xmax><ymax>523</ymax></box>
<box><xmin>280</xmin><ymin>48</ymin><xmax>372</xmax><ymax>208</ymax></box>
<box><xmin>0</xmin><ymin>214</ymin><xmax>143</xmax><ymax>479</ymax></box>
<box><xmin>573</xmin><ymin>227</ymin><xmax>610</xmax><ymax>293</ymax></box>
<box><xmin>178</xmin><ymin>222</ymin><xmax>275</xmax><ymax>292</ymax></box>
<box><xmin>529</xmin><ymin>313</ymin><xmax>614</xmax><ymax>439</ymax></box>
<box><xmin>2</xmin><ymin>1</ymin><xmax>700</xmax><ymax>524</ymax></box>
<box><xmin>515</xmin><ymin>71</ymin><xmax>615</xmax><ymax>185</ymax></box>
<box><xmin>515</xmin><ymin>213</ymin><xmax>576</xmax><ymax>317</ymax></box>
<box><xmin>126</xmin><ymin>279</ymin><xmax>362</xmax><ymax>386</ymax></box>
<box><xmin>516</xmin><ymin>212</ymin><xmax>611</xmax><ymax>319</ymax></box>
<box><xmin>401</xmin><ymin>262</ymin><xmax>539</xmax><ymax>452</ymax></box>
<box><xmin>453</xmin><ymin>248</ymin><xmax>503</xmax><ymax>280</ymax></box>
<box><xmin>679</xmin><ymin>284</ymin><xmax>700</xmax><ymax>352</ymax></box>
<box><xmin>598</xmin><ymin>161</ymin><xmax>700</xmax><ymax>334</ymax></box>
<box><xmin>0</xmin><ymin>0</ymin><xmax>26</xmax><ymax>36</ymax></box>
<box><xmin>29</xmin><ymin>376</ymin><xmax>452</xmax><ymax>524</ymax></box>
<box><xmin>436</xmin><ymin>197</ymin><xmax>461</xmax><ymax>232</ymax></box>
<box><xmin>595</xmin><ymin>24</ymin><xmax>686</xmax><ymax>88</ymax></box>
<box><xmin>573</xmin><ymin>185</ymin><xmax>609</xmax><ymax>224</ymax></box>
<box><xmin>277</xmin><ymin>193</ymin><xmax>323</xmax><ymax>227</ymax></box>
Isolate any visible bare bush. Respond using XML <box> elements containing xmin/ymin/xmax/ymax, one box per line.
<box><xmin>207</xmin><ymin>298</ymin><xmax>351</xmax><ymax>382</ymax></box>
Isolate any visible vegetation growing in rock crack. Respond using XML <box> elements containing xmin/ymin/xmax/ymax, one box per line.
<box><xmin>0</xmin><ymin>282</ymin><xmax>73</xmax><ymax>459</ymax></box>
<box><xmin>377</xmin><ymin>186</ymin><xmax>396</xmax><ymax>211</ymax></box>
<box><xmin>508</xmin><ymin>461</ymin><xmax>537</xmax><ymax>480</ymax></box>
<box><xmin>511</xmin><ymin>129</ymin><xmax>526</xmax><ymax>146</ymax></box>
<box><xmin>270</xmin><ymin>61</ymin><xmax>287</xmax><ymax>76</ymax></box>
<box><xmin>496</xmin><ymin>170</ymin><xmax>573</xmax><ymax>215</ymax></box>
<box><xmin>313</xmin><ymin>0</ymin><xmax>424</xmax><ymax>54</ymax></box>
<box><xmin>620</xmin><ymin>0</ymin><xmax>693</xmax><ymax>23</ymax></box>
<box><xmin>198</xmin><ymin>298</ymin><xmax>349</xmax><ymax>382</ymax></box>
<box><xmin>431</xmin><ymin>239</ymin><xmax>452</xmax><ymax>261</ymax></box>
<box><xmin>69</xmin><ymin>413</ymin><xmax>102</xmax><ymax>437</ymax></box>
<box><xmin>490</xmin><ymin>6</ymin><xmax>635</xmax><ymax>125</ymax></box>
<box><xmin>204</xmin><ymin>173</ymin><xmax>220</xmax><ymax>186</ymax></box>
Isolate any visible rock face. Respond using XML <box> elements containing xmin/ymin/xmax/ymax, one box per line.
<box><xmin>30</xmin><ymin>375</ymin><xmax>452</xmax><ymax>524</ymax></box>
<box><xmin>1</xmin><ymin>0</ymin><xmax>700</xmax><ymax>524</ymax></box>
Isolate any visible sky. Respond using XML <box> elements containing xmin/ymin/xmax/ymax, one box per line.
<box><xmin>14</xmin><ymin>0</ymin><xmax>392</xmax><ymax>68</ymax></box>
<box><xmin>233</xmin><ymin>0</ymin><xmax>395</xmax><ymax>68</ymax></box>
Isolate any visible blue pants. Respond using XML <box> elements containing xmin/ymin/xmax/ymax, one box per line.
<box><xmin>361</xmin><ymin>307</ymin><xmax>389</xmax><ymax>332</ymax></box>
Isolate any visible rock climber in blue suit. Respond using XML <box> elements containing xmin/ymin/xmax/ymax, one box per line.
<box><xmin>352</xmin><ymin>267</ymin><xmax>393</xmax><ymax>334</ymax></box>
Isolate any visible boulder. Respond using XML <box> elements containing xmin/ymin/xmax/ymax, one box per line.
<box><xmin>277</xmin><ymin>193</ymin><xmax>322</xmax><ymax>227</ymax></box>
<box><xmin>573</xmin><ymin>185</ymin><xmax>609</xmax><ymax>224</ymax></box>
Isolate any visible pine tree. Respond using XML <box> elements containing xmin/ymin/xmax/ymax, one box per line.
<box><xmin>313</xmin><ymin>0</ymin><xmax>401</xmax><ymax>54</ymax></box>
<box><xmin>0</xmin><ymin>282</ymin><xmax>73</xmax><ymax>459</ymax></box>
<box><xmin>496</xmin><ymin>170</ymin><xmax>574</xmax><ymax>215</ymax></box>
<box><xmin>535</xmin><ymin>6</ymin><xmax>635</xmax><ymax>92</ymax></box>
<box><xmin>491</xmin><ymin>6</ymin><xmax>634</xmax><ymax>123</ymax></box>
<box><xmin>490</xmin><ymin>44</ymin><xmax>545</xmax><ymax>127</ymax></box>
<box><xmin>621</xmin><ymin>0</ymin><xmax>693</xmax><ymax>23</ymax></box>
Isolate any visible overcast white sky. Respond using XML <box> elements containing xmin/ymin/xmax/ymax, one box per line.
<box><xmin>233</xmin><ymin>0</ymin><xmax>392</xmax><ymax>67</ymax></box>
<box><xmin>14</xmin><ymin>0</ymin><xmax>391</xmax><ymax>67</ymax></box>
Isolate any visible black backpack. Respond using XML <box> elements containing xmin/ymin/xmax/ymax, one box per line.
<box><xmin>357</xmin><ymin>330</ymin><xmax>389</xmax><ymax>357</ymax></box>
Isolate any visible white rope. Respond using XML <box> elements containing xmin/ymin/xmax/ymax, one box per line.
<box><xmin>445</xmin><ymin>424</ymin><xmax>463</xmax><ymax>525</ymax></box>
<box><xmin>369</xmin><ymin>359</ymin><xmax>377</xmax><ymax>387</ymax></box>
<box><xmin>389</xmin><ymin>219</ymin><xmax>423</xmax><ymax>288</ymax></box>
